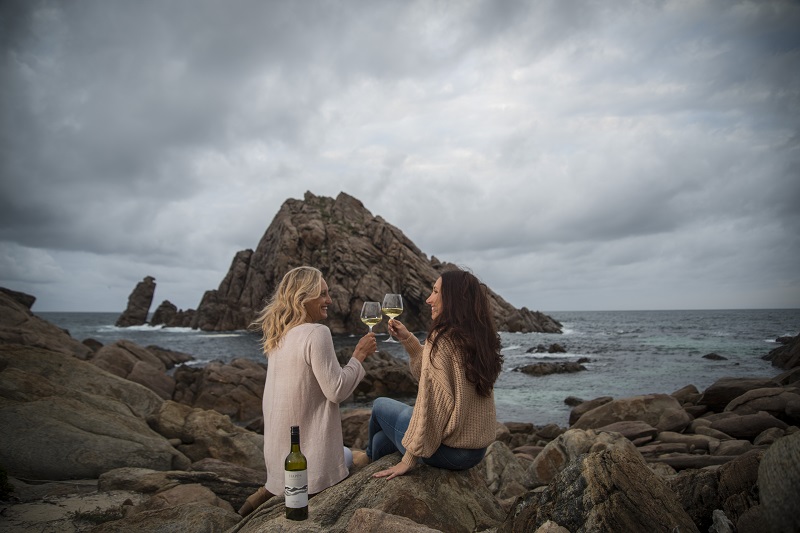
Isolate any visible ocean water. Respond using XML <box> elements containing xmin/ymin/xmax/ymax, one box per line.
<box><xmin>39</xmin><ymin>309</ymin><xmax>799</xmax><ymax>427</ymax></box>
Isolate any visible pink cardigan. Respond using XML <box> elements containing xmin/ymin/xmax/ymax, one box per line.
<box><xmin>262</xmin><ymin>323</ymin><xmax>365</xmax><ymax>495</ymax></box>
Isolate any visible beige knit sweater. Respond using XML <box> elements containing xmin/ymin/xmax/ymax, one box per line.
<box><xmin>262</xmin><ymin>323</ymin><xmax>365</xmax><ymax>495</ymax></box>
<box><xmin>399</xmin><ymin>332</ymin><xmax>497</xmax><ymax>467</ymax></box>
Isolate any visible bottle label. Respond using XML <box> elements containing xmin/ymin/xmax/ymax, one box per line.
<box><xmin>284</xmin><ymin>470</ymin><xmax>308</xmax><ymax>508</ymax></box>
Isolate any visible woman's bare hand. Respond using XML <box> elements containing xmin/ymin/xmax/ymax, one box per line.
<box><xmin>388</xmin><ymin>319</ymin><xmax>411</xmax><ymax>342</ymax></box>
<box><xmin>372</xmin><ymin>461</ymin><xmax>414</xmax><ymax>480</ymax></box>
<box><xmin>352</xmin><ymin>332</ymin><xmax>377</xmax><ymax>362</ymax></box>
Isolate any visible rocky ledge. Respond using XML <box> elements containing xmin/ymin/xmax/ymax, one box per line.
<box><xmin>1</xmin><ymin>288</ymin><xmax>799</xmax><ymax>532</ymax></box>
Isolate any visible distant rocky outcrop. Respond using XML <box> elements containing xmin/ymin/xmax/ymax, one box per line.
<box><xmin>514</xmin><ymin>360</ymin><xmax>589</xmax><ymax>376</ymax></box>
<box><xmin>150</xmin><ymin>299</ymin><xmax>195</xmax><ymax>328</ymax></box>
<box><xmin>116</xmin><ymin>276</ymin><xmax>156</xmax><ymax>327</ymax></box>
<box><xmin>763</xmin><ymin>334</ymin><xmax>800</xmax><ymax>370</ymax></box>
<box><xmin>188</xmin><ymin>191</ymin><xmax>562</xmax><ymax>334</ymax></box>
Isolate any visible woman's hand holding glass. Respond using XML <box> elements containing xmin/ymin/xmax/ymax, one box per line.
<box><xmin>352</xmin><ymin>331</ymin><xmax>377</xmax><ymax>362</ymax></box>
<box><xmin>387</xmin><ymin>318</ymin><xmax>411</xmax><ymax>343</ymax></box>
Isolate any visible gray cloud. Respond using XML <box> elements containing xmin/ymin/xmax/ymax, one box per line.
<box><xmin>1</xmin><ymin>0</ymin><xmax>798</xmax><ymax>312</ymax></box>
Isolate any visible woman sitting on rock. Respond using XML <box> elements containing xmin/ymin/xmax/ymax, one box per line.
<box><xmin>365</xmin><ymin>268</ymin><xmax>503</xmax><ymax>479</ymax></box>
<box><xmin>239</xmin><ymin>266</ymin><xmax>376</xmax><ymax>516</ymax></box>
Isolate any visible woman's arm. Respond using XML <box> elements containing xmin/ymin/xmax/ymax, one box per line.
<box><xmin>389</xmin><ymin>319</ymin><xmax>424</xmax><ymax>379</ymax></box>
<box><xmin>307</xmin><ymin>325</ymin><xmax>366</xmax><ymax>403</ymax></box>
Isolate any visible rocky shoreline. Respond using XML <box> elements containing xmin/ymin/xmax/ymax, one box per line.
<box><xmin>1</xmin><ymin>286</ymin><xmax>798</xmax><ymax>532</ymax></box>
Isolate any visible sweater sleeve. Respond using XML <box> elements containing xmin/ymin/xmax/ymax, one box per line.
<box><xmin>306</xmin><ymin>324</ymin><xmax>365</xmax><ymax>404</ymax></box>
<box><xmin>400</xmin><ymin>334</ymin><xmax>424</xmax><ymax>380</ymax></box>
<box><xmin>399</xmin><ymin>339</ymin><xmax>457</xmax><ymax>466</ymax></box>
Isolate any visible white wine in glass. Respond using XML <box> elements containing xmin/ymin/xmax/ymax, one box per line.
<box><xmin>382</xmin><ymin>294</ymin><xmax>403</xmax><ymax>341</ymax></box>
<box><xmin>382</xmin><ymin>294</ymin><xmax>403</xmax><ymax>320</ymax></box>
<box><xmin>360</xmin><ymin>301</ymin><xmax>382</xmax><ymax>332</ymax></box>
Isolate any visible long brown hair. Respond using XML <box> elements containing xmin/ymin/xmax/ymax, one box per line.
<box><xmin>428</xmin><ymin>269</ymin><xmax>503</xmax><ymax>397</ymax></box>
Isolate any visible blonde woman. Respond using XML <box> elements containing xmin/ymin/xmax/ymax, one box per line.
<box><xmin>238</xmin><ymin>266</ymin><xmax>376</xmax><ymax>517</ymax></box>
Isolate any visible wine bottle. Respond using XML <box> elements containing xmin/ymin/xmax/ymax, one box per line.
<box><xmin>284</xmin><ymin>425</ymin><xmax>308</xmax><ymax>520</ymax></box>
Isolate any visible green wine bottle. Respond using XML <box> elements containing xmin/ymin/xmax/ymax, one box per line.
<box><xmin>284</xmin><ymin>425</ymin><xmax>308</xmax><ymax>520</ymax></box>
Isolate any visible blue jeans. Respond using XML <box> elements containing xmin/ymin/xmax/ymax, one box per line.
<box><xmin>366</xmin><ymin>397</ymin><xmax>486</xmax><ymax>470</ymax></box>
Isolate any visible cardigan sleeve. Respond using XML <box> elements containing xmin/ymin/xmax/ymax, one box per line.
<box><xmin>401</xmin><ymin>334</ymin><xmax>424</xmax><ymax>380</ymax></box>
<box><xmin>305</xmin><ymin>324</ymin><xmax>365</xmax><ymax>404</ymax></box>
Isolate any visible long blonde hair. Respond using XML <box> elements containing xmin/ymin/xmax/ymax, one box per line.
<box><xmin>253</xmin><ymin>266</ymin><xmax>324</xmax><ymax>354</ymax></box>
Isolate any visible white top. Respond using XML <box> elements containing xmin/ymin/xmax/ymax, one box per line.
<box><xmin>262</xmin><ymin>322</ymin><xmax>365</xmax><ymax>495</ymax></box>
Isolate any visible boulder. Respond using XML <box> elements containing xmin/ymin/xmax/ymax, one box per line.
<box><xmin>90</xmin><ymin>340</ymin><xmax>176</xmax><ymax>400</ymax></box>
<box><xmin>338</xmin><ymin>348</ymin><xmax>419</xmax><ymax>400</ymax></box>
<box><xmin>596</xmin><ymin>420</ymin><xmax>657</xmax><ymax>443</ymax></box>
<box><xmin>762</xmin><ymin>334</ymin><xmax>800</xmax><ymax>370</ymax></box>
<box><xmin>148</xmin><ymin>400</ymin><xmax>265</xmax><ymax>471</ymax></box>
<box><xmin>0</xmin><ymin>344</ymin><xmax>190</xmax><ymax>480</ymax></box>
<box><xmin>346</xmin><ymin>508</ymin><xmax>442</xmax><ymax>532</ymax></box>
<box><xmin>474</xmin><ymin>440</ymin><xmax>530</xmax><ymax>506</ymax></box>
<box><xmin>99</xmin><ymin>466</ymin><xmax>259</xmax><ymax>514</ymax></box>
<box><xmin>151</xmin><ymin>300</ymin><xmax>196</xmax><ymax>328</ymax></box>
<box><xmin>190</xmin><ymin>191</ymin><xmax>563</xmax><ymax>334</ymax></box>
<box><xmin>699</xmin><ymin>377</ymin><xmax>780</xmax><ymax>412</ymax></box>
<box><xmin>717</xmin><ymin>449</ymin><xmax>765</xmax><ymax>529</ymax></box>
<box><xmin>527</xmin><ymin>428</ymin><xmax>639</xmax><ymax>487</ymax></box>
<box><xmin>725</xmin><ymin>386</ymin><xmax>800</xmax><ymax>423</ymax></box>
<box><xmin>231</xmin><ymin>453</ymin><xmax>505</xmax><ymax>533</ymax></box>
<box><xmin>514</xmin><ymin>361</ymin><xmax>587</xmax><ymax>376</ymax></box>
<box><xmin>653</xmin><ymin>430</ymin><xmax>718</xmax><ymax>452</ymax></box>
<box><xmin>758</xmin><ymin>431</ymin><xmax>800</xmax><ymax>533</ymax></box>
<box><xmin>568</xmin><ymin>396</ymin><xmax>613</xmax><ymax>426</ymax></box>
<box><xmin>132</xmin><ymin>483</ymin><xmax>235</xmax><ymax>514</ymax></box>
<box><xmin>341</xmin><ymin>408</ymin><xmax>371</xmax><ymax>449</ymax></box>
<box><xmin>89</xmin><ymin>502</ymin><xmax>240</xmax><ymax>533</ymax></box>
<box><xmin>173</xmin><ymin>358</ymin><xmax>266</xmax><ymax>425</ymax></box>
<box><xmin>671</xmin><ymin>384</ymin><xmax>702</xmax><ymax>405</ymax></box>
<box><xmin>710</xmin><ymin>411</ymin><xmax>788</xmax><ymax>440</ymax></box>
<box><xmin>571</xmin><ymin>393</ymin><xmax>692</xmax><ymax>433</ymax></box>
<box><xmin>0</xmin><ymin>288</ymin><xmax>93</xmax><ymax>359</ymax></box>
<box><xmin>501</xmin><ymin>445</ymin><xmax>700</xmax><ymax>533</ymax></box>
<box><xmin>665</xmin><ymin>467</ymin><xmax>720</xmax><ymax>531</ymax></box>
<box><xmin>116</xmin><ymin>276</ymin><xmax>156</xmax><ymax>327</ymax></box>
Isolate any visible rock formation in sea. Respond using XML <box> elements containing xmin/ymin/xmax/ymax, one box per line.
<box><xmin>116</xmin><ymin>276</ymin><xmax>156</xmax><ymax>327</ymax></box>
<box><xmin>185</xmin><ymin>191</ymin><xmax>562</xmax><ymax>334</ymax></box>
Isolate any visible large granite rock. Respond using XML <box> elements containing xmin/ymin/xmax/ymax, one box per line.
<box><xmin>150</xmin><ymin>299</ymin><xmax>196</xmax><ymax>327</ymax></box>
<box><xmin>758</xmin><ymin>431</ymin><xmax>800</xmax><ymax>533</ymax></box>
<box><xmin>148</xmin><ymin>400</ymin><xmax>265</xmax><ymax>471</ymax></box>
<box><xmin>337</xmin><ymin>348</ymin><xmax>419</xmax><ymax>401</ymax></box>
<box><xmin>189</xmin><ymin>191</ymin><xmax>563</xmax><ymax>334</ymax></box>
<box><xmin>116</xmin><ymin>276</ymin><xmax>157</xmax><ymax>327</ymax></box>
<box><xmin>173</xmin><ymin>358</ymin><xmax>267</xmax><ymax>425</ymax></box>
<box><xmin>571</xmin><ymin>393</ymin><xmax>692</xmax><ymax>433</ymax></box>
<box><xmin>762</xmin><ymin>334</ymin><xmax>800</xmax><ymax>370</ymax></box>
<box><xmin>231</xmin><ymin>453</ymin><xmax>506</xmax><ymax>533</ymax></box>
<box><xmin>0</xmin><ymin>288</ymin><xmax>92</xmax><ymax>359</ymax></box>
<box><xmin>89</xmin><ymin>339</ymin><xmax>178</xmax><ymax>400</ymax></box>
<box><xmin>501</xmin><ymin>445</ymin><xmax>700</xmax><ymax>533</ymax></box>
<box><xmin>0</xmin><ymin>344</ymin><xmax>190</xmax><ymax>479</ymax></box>
<box><xmin>526</xmin><ymin>428</ymin><xmax>640</xmax><ymax>487</ymax></box>
<box><xmin>698</xmin><ymin>377</ymin><xmax>781</xmax><ymax>412</ymax></box>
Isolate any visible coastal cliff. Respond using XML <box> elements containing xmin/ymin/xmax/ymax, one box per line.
<box><xmin>183</xmin><ymin>191</ymin><xmax>561</xmax><ymax>334</ymax></box>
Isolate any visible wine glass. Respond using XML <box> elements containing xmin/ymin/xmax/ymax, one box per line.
<box><xmin>382</xmin><ymin>294</ymin><xmax>403</xmax><ymax>341</ymax></box>
<box><xmin>360</xmin><ymin>302</ymin><xmax>382</xmax><ymax>332</ymax></box>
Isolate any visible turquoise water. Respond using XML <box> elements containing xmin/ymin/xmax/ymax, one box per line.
<box><xmin>39</xmin><ymin>309</ymin><xmax>799</xmax><ymax>427</ymax></box>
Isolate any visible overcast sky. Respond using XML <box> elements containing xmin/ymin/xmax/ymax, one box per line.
<box><xmin>1</xmin><ymin>0</ymin><xmax>798</xmax><ymax>314</ymax></box>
